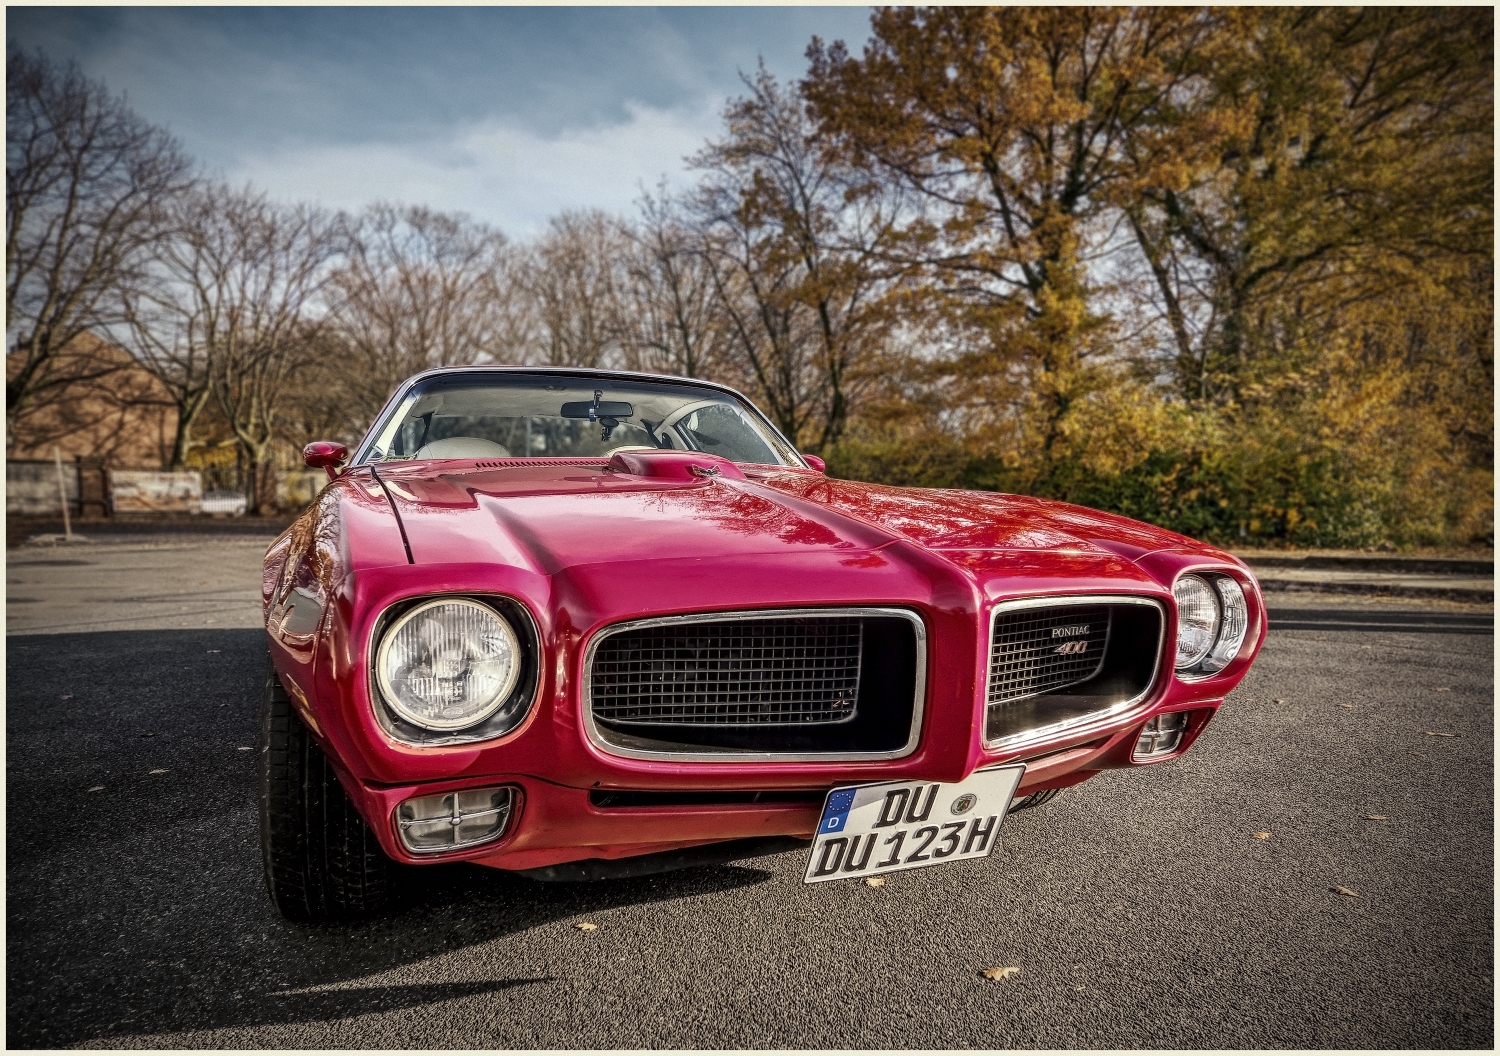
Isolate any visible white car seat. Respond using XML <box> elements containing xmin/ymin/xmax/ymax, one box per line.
<box><xmin>413</xmin><ymin>437</ymin><xmax>511</xmax><ymax>460</ymax></box>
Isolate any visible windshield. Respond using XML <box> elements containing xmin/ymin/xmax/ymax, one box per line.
<box><xmin>358</xmin><ymin>373</ymin><xmax>800</xmax><ymax>467</ymax></box>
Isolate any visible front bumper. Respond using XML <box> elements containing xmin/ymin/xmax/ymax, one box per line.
<box><xmin>330</xmin><ymin>696</ymin><xmax>1226</xmax><ymax>871</ymax></box>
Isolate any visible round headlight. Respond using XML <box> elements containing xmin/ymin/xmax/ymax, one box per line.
<box><xmin>1173</xmin><ymin>574</ymin><xmax>1219</xmax><ymax>669</ymax></box>
<box><xmin>1201</xmin><ymin>576</ymin><xmax>1249</xmax><ymax>674</ymax></box>
<box><xmin>376</xmin><ymin>599</ymin><xmax>521</xmax><ymax>731</ymax></box>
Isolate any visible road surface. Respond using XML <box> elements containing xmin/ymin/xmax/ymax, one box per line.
<box><xmin>6</xmin><ymin>536</ymin><xmax>1492</xmax><ymax>1047</ymax></box>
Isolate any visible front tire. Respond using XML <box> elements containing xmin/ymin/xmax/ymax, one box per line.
<box><xmin>259</xmin><ymin>661</ymin><xmax>392</xmax><ymax>921</ymax></box>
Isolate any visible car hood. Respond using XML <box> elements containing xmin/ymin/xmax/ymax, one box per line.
<box><xmin>363</xmin><ymin>461</ymin><xmax>1201</xmax><ymax>576</ymax></box>
<box><xmin>755</xmin><ymin>471</ymin><xmax>1198</xmax><ymax>560</ymax></box>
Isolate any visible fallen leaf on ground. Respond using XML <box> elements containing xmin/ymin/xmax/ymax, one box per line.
<box><xmin>865</xmin><ymin>876</ymin><xmax>886</xmax><ymax>888</ymax></box>
<box><xmin>1423</xmin><ymin>731</ymin><xmax>1457</xmax><ymax>738</ymax></box>
<box><xmin>238</xmin><ymin>747</ymin><xmax>255</xmax><ymax>751</ymax></box>
<box><xmin>1432</xmin><ymin>686</ymin><xmax>1452</xmax><ymax>692</ymax></box>
<box><xmin>148</xmin><ymin>769</ymin><xmax>169</xmax><ymax>774</ymax></box>
<box><xmin>1366</xmin><ymin>814</ymin><xmax>1388</xmax><ymax>821</ymax></box>
<box><xmin>1331</xmin><ymin>886</ymin><xmax>1360</xmax><ymax>898</ymax></box>
<box><xmin>1253</xmin><ymin>831</ymin><xmax>1271</xmax><ymax>840</ymax></box>
<box><xmin>59</xmin><ymin>694</ymin><xmax>73</xmax><ymax>700</ymax></box>
<box><xmin>206</xmin><ymin>649</ymin><xmax>220</xmax><ymax>654</ymax></box>
<box><xmin>574</xmin><ymin>922</ymin><xmax>598</xmax><ymax>931</ymax></box>
<box><xmin>1313</xmin><ymin>635</ymin><xmax>1328</xmax><ymax>641</ymax></box>
<box><xmin>981</xmin><ymin>966</ymin><xmax>1021</xmax><ymax>981</ymax></box>
<box><xmin>87</xmin><ymin>786</ymin><xmax>104</xmax><ymax>792</ymax></box>
<box><xmin>1273</xmin><ymin>698</ymin><xmax>1285</xmax><ymax>704</ymax></box>
<box><xmin>1335</xmin><ymin>703</ymin><xmax>1356</xmax><ymax>710</ymax></box>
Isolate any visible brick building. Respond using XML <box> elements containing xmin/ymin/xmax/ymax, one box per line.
<box><xmin>7</xmin><ymin>332</ymin><xmax>177</xmax><ymax>468</ymax></box>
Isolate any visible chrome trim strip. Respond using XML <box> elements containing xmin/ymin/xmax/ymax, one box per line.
<box><xmin>982</xmin><ymin>593</ymin><xmax>1168</xmax><ymax>752</ymax></box>
<box><xmin>398</xmin><ymin>806</ymin><xmax>507</xmax><ymax>828</ymax></box>
<box><xmin>581</xmin><ymin>606</ymin><xmax>928</xmax><ymax>763</ymax></box>
<box><xmin>396</xmin><ymin>786</ymin><xmax>519</xmax><ymax>852</ymax></box>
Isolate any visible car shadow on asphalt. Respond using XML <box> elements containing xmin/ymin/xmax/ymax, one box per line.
<box><xmin>6</xmin><ymin>628</ymin><xmax>778</xmax><ymax>1045</ymax></box>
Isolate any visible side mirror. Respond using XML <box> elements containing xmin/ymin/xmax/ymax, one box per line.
<box><xmin>801</xmin><ymin>454</ymin><xmax>827</xmax><ymax>473</ymax></box>
<box><xmin>303</xmin><ymin>441</ymin><xmax>349</xmax><ymax>481</ymax></box>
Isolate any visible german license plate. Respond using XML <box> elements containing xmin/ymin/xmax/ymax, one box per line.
<box><xmin>803</xmin><ymin>766</ymin><xmax>1025</xmax><ymax>884</ymax></box>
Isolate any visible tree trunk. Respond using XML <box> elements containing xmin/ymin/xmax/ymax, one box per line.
<box><xmin>167</xmin><ymin>389</ymin><xmax>210</xmax><ymax>470</ymax></box>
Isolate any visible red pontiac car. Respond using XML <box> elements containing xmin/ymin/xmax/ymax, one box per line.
<box><xmin>260</xmin><ymin>366</ymin><xmax>1266</xmax><ymax>920</ymax></box>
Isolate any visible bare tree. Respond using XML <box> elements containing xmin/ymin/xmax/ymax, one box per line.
<box><xmin>520</xmin><ymin>209</ymin><xmax>628</xmax><ymax>368</ymax></box>
<box><xmin>616</xmin><ymin>186</ymin><xmax>730</xmax><ymax>379</ymax></box>
<box><xmin>691</xmin><ymin>67</ymin><xmax>902</xmax><ymax>452</ymax></box>
<box><xmin>694</xmin><ymin>194</ymin><xmax>816</xmax><ymax>444</ymax></box>
<box><xmin>114</xmin><ymin>187</ymin><xmax>219</xmax><ymax>469</ymax></box>
<box><xmin>118</xmin><ymin>183</ymin><xmax>340</xmax><ymax>505</ymax></box>
<box><xmin>330</xmin><ymin>203</ymin><xmax>520</xmax><ymax>427</ymax></box>
<box><xmin>277</xmin><ymin>328</ymin><xmax>367</xmax><ymax>451</ymax></box>
<box><xmin>6</xmin><ymin>50</ymin><xmax>194</xmax><ymax>432</ymax></box>
<box><xmin>206</xmin><ymin>192</ymin><xmax>342</xmax><ymax>512</ymax></box>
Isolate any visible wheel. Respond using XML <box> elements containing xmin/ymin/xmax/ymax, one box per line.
<box><xmin>259</xmin><ymin>660</ymin><xmax>391</xmax><ymax>921</ymax></box>
<box><xmin>1009</xmin><ymin>787</ymin><xmax>1064</xmax><ymax>813</ymax></box>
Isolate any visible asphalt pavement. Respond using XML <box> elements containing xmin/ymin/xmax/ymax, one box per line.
<box><xmin>7</xmin><ymin>535</ymin><xmax>268</xmax><ymax>635</ymax></box>
<box><xmin>5</xmin><ymin>536</ymin><xmax>1493</xmax><ymax>1047</ymax></box>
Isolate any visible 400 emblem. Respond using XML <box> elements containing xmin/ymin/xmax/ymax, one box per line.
<box><xmin>1054</xmin><ymin>639</ymin><xmax>1090</xmax><ymax>655</ymax></box>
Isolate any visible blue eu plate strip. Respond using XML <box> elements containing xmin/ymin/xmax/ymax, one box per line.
<box><xmin>819</xmin><ymin>788</ymin><xmax>856</xmax><ymax>833</ymax></box>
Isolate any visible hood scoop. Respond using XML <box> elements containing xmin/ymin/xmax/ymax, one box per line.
<box><xmin>607</xmin><ymin>450</ymin><xmax>746</xmax><ymax>481</ymax></box>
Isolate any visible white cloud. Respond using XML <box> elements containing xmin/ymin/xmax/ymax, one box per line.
<box><xmin>225</xmin><ymin>99</ymin><xmax>722</xmax><ymax>237</ymax></box>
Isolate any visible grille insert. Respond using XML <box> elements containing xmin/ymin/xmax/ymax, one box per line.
<box><xmin>988</xmin><ymin>605</ymin><xmax>1111</xmax><ymax>707</ymax></box>
<box><xmin>591</xmin><ymin>616</ymin><xmax>863</xmax><ymax>727</ymax></box>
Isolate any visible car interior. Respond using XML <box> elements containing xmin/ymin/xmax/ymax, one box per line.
<box><xmin>364</xmin><ymin>376</ymin><xmax>796</xmax><ymax>466</ymax></box>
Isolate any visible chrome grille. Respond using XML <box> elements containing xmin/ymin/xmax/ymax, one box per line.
<box><xmin>590</xmin><ymin>616</ymin><xmax>863</xmax><ymax>726</ymax></box>
<box><xmin>988</xmin><ymin>604</ymin><xmax>1111</xmax><ymax>707</ymax></box>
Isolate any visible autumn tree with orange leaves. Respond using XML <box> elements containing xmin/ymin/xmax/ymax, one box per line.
<box><xmin>800</xmin><ymin>6</ymin><xmax>1491</xmax><ymax>546</ymax></box>
<box><xmin>804</xmin><ymin>8</ymin><xmax>1245</xmax><ymax>485</ymax></box>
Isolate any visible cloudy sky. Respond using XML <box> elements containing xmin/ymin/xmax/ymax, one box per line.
<box><xmin>8</xmin><ymin>6</ymin><xmax>875</xmax><ymax>237</ymax></box>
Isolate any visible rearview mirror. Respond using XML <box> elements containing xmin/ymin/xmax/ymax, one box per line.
<box><xmin>802</xmin><ymin>454</ymin><xmax>827</xmax><ymax>473</ymax></box>
<box><xmin>561</xmin><ymin>400</ymin><xmax>634</xmax><ymax>419</ymax></box>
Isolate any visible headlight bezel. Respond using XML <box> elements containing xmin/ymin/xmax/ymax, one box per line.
<box><xmin>368</xmin><ymin>593</ymin><xmax>541</xmax><ymax>746</ymax></box>
<box><xmin>1173</xmin><ymin>570</ymin><xmax>1256</xmax><ymax>681</ymax></box>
